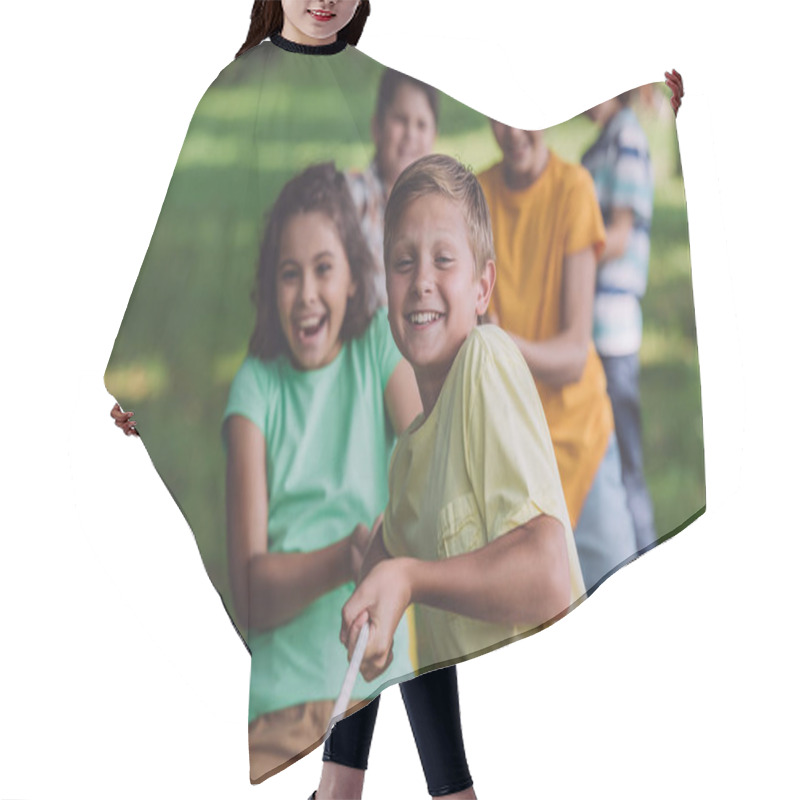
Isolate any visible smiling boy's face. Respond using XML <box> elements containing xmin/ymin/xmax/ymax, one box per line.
<box><xmin>386</xmin><ymin>193</ymin><xmax>494</xmax><ymax>401</ymax></box>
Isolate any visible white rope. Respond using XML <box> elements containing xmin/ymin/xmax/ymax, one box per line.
<box><xmin>327</xmin><ymin>623</ymin><xmax>370</xmax><ymax>734</ymax></box>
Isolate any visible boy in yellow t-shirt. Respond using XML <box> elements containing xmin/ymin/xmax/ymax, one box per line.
<box><xmin>341</xmin><ymin>154</ymin><xmax>584</xmax><ymax>678</ymax></box>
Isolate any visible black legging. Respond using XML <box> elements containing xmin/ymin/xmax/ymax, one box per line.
<box><xmin>323</xmin><ymin>665</ymin><xmax>473</xmax><ymax>797</ymax></box>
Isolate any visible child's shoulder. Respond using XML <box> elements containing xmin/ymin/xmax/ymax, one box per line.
<box><xmin>451</xmin><ymin>326</ymin><xmax>539</xmax><ymax>425</ymax></box>
<box><xmin>464</xmin><ymin>323</ymin><xmax>514</xmax><ymax>353</ymax></box>
<box><xmin>548</xmin><ymin>150</ymin><xmax>596</xmax><ymax>192</ymax></box>
<box><xmin>459</xmin><ymin>325</ymin><xmax>529</xmax><ymax>381</ymax></box>
<box><xmin>223</xmin><ymin>353</ymin><xmax>283</xmax><ymax>435</ymax></box>
<box><xmin>231</xmin><ymin>352</ymin><xmax>282</xmax><ymax>393</ymax></box>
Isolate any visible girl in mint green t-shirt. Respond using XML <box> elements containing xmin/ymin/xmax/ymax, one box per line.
<box><xmin>221</xmin><ymin>161</ymin><xmax>422</xmax><ymax>782</ymax></box>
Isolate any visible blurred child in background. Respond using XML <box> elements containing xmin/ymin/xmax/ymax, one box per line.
<box><xmin>346</xmin><ymin>68</ymin><xmax>439</xmax><ymax>308</ymax></box>
<box><xmin>581</xmin><ymin>89</ymin><xmax>657</xmax><ymax>551</ymax></box>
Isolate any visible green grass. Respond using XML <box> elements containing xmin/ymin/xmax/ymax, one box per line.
<box><xmin>106</xmin><ymin>60</ymin><xmax>703</xmax><ymax>609</ymax></box>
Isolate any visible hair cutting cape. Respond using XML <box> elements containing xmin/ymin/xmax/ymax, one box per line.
<box><xmin>105</xmin><ymin>37</ymin><xmax>703</xmax><ymax>783</ymax></box>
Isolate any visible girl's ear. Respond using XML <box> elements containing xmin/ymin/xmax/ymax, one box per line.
<box><xmin>475</xmin><ymin>260</ymin><xmax>496</xmax><ymax>316</ymax></box>
<box><xmin>348</xmin><ymin>272</ymin><xmax>358</xmax><ymax>299</ymax></box>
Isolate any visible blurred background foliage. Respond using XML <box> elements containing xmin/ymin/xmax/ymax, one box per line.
<box><xmin>106</xmin><ymin>52</ymin><xmax>703</xmax><ymax>615</ymax></box>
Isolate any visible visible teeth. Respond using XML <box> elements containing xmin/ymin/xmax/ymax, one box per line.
<box><xmin>299</xmin><ymin>317</ymin><xmax>323</xmax><ymax>330</ymax></box>
<box><xmin>409</xmin><ymin>312</ymin><xmax>442</xmax><ymax>325</ymax></box>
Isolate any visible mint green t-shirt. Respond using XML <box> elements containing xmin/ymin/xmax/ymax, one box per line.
<box><xmin>223</xmin><ymin>309</ymin><xmax>412</xmax><ymax>720</ymax></box>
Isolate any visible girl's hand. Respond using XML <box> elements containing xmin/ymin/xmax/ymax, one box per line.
<box><xmin>341</xmin><ymin>558</ymin><xmax>413</xmax><ymax>682</ymax></box>
<box><xmin>110</xmin><ymin>402</ymin><xmax>139</xmax><ymax>436</ymax></box>
<box><xmin>665</xmin><ymin>69</ymin><xmax>684</xmax><ymax>116</ymax></box>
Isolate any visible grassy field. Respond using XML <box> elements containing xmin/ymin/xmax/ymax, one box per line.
<box><xmin>106</xmin><ymin>53</ymin><xmax>704</xmax><ymax>609</ymax></box>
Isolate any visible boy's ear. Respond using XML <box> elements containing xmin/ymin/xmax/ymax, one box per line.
<box><xmin>476</xmin><ymin>260</ymin><xmax>496</xmax><ymax>316</ymax></box>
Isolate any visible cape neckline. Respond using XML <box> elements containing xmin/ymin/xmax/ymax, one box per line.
<box><xmin>270</xmin><ymin>32</ymin><xmax>348</xmax><ymax>55</ymax></box>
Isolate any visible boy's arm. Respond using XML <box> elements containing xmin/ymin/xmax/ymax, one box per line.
<box><xmin>341</xmin><ymin>513</ymin><xmax>571</xmax><ymax>681</ymax></box>
<box><xmin>603</xmin><ymin>117</ymin><xmax>652</xmax><ymax>263</ymax></box>
<box><xmin>599</xmin><ymin>207</ymin><xmax>634</xmax><ymax>263</ymax></box>
<box><xmin>407</xmin><ymin>514</ymin><xmax>570</xmax><ymax>623</ymax></box>
<box><xmin>226</xmin><ymin>414</ymin><xmax>359</xmax><ymax>633</ymax></box>
<box><xmin>508</xmin><ymin>244</ymin><xmax>596</xmax><ymax>388</ymax></box>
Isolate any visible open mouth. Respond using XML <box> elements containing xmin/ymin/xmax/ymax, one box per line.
<box><xmin>308</xmin><ymin>9</ymin><xmax>335</xmax><ymax>22</ymax></box>
<box><xmin>295</xmin><ymin>314</ymin><xmax>328</xmax><ymax>344</ymax></box>
<box><xmin>406</xmin><ymin>311</ymin><xmax>444</xmax><ymax>329</ymax></box>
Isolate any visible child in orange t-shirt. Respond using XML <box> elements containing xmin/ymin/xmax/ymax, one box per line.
<box><xmin>478</xmin><ymin>127</ymin><xmax>637</xmax><ymax>593</ymax></box>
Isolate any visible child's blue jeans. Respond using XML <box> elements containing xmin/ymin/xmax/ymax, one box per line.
<box><xmin>601</xmin><ymin>353</ymin><xmax>657</xmax><ymax>551</ymax></box>
<box><xmin>574</xmin><ymin>432</ymin><xmax>638</xmax><ymax>593</ymax></box>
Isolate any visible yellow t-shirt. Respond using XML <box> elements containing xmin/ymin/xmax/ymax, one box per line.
<box><xmin>478</xmin><ymin>153</ymin><xmax>613</xmax><ymax>527</ymax></box>
<box><xmin>383</xmin><ymin>325</ymin><xmax>584</xmax><ymax>670</ymax></box>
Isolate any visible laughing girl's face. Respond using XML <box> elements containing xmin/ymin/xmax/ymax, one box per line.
<box><xmin>280</xmin><ymin>1</ymin><xmax>361</xmax><ymax>46</ymax></box>
<box><xmin>276</xmin><ymin>211</ymin><xmax>356</xmax><ymax>371</ymax></box>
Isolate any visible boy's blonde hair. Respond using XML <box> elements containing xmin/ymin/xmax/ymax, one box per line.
<box><xmin>384</xmin><ymin>154</ymin><xmax>495</xmax><ymax>276</ymax></box>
